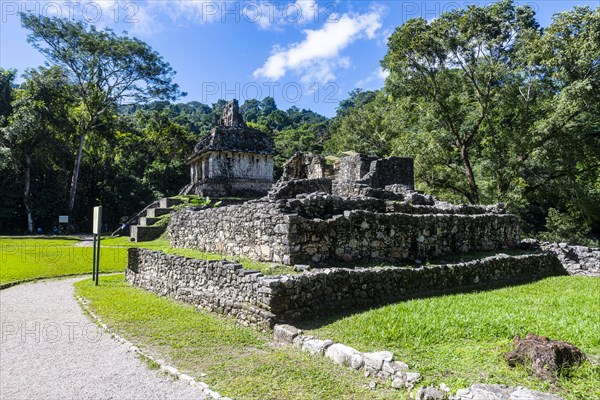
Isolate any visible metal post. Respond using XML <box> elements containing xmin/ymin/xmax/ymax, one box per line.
<box><xmin>92</xmin><ymin>234</ymin><xmax>97</xmax><ymax>281</ymax></box>
<box><xmin>95</xmin><ymin>233</ymin><xmax>100</xmax><ymax>286</ymax></box>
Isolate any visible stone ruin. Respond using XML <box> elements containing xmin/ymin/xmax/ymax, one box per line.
<box><xmin>181</xmin><ymin>99</ymin><xmax>275</xmax><ymax>197</ymax></box>
<box><xmin>169</xmin><ymin>152</ymin><xmax>518</xmax><ymax>265</ymax></box>
<box><xmin>126</xmin><ymin>150</ymin><xmax>594</xmax><ymax>329</ymax></box>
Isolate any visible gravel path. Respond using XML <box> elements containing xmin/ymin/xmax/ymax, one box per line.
<box><xmin>0</xmin><ymin>278</ymin><xmax>205</xmax><ymax>400</ymax></box>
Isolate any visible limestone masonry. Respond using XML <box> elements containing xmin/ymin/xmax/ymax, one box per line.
<box><xmin>126</xmin><ymin>249</ymin><xmax>564</xmax><ymax>330</ymax></box>
<box><xmin>170</xmin><ymin>151</ymin><xmax>518</xmax><ymax>266</ymax></box>
<box><xmin>169</xmin><ymin>196</ymin><xmax>520</xmax><ymax>265</ymax></box>
<box><xmin>181</xmin><ymin>99</ymin><xmax>275</xmax><ymax>197</ymax></box>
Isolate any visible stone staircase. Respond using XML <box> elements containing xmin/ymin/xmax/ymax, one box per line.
<box><xmin>130</xmin><ymin>198</ymin><xmax>183</xmax><ymax>242</ymax></box>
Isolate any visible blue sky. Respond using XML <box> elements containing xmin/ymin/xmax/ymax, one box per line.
<box><xmin>1</xmin><ymin>0</ymin><xmax>598</xmax><ymax>116</ymax></box>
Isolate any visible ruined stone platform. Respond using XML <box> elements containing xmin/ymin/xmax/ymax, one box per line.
<box><xmin>126</xmin><ymin>248</ymin><xmax>565</xmax><ymax>330</ymax></box>
<box><xmin>169</xmin><ymin>151</ymin><xmax>521</xmax><ymax>265</ymax></box>
<box><xmin>169</xmin><ymin>192</ymin><xmax>519</xmax><ymax>265</ymax></box>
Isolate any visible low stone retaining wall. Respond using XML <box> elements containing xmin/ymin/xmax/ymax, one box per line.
<box><xmin>126</xmin><ymin>248</ymin><xmax>564</xmax><ymax>330</ymax></box>
<box><xmin>125</xmin><ymin>249</ymin><xmax>276</xmax><ymax>330</ymax></box>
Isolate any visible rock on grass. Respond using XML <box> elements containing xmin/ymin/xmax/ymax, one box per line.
<box><xmin>505</xmin><ymin>333</ymin><xmax>585</xmax><ymax>382</ymax></box>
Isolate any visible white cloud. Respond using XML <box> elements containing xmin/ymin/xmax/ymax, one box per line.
<box><xmin>378</xmin><ymin>26</ymin><xmax>395</xmax><ymax>47</ymax></box>
<box><xmin>80</xmin><ymin>0</ymin><xmax>334</xmax><ymax>38</ymax></box>
<box><xmin>253</xmin><ymin>10</ymin><xmax>383</xmax><ymax>83</ymax></box>
<box><xmin>356</xmin><ymin>66</ymin><xmax>389</xmax><ymax>89</ymax></box>
<box><xmin>132</xmin><ymin>0</ymin><xmax>320</xmax><ymax>33</ymax></box>
<box><xmin>157</xmin><ymin>0</ymin><xmax>219</xmax><ymax>25</ymax></box>
<box><xmin>122</xmin><ymin>3</ymin><xmax>159</xmax><ymax>37</ymax></box>
<box><xmin>378</xmin><ymin>67</ymin><xmax>390</xmax><ymax>80</ymax></box>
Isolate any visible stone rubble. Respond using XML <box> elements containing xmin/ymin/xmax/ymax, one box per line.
<box><xmin>273</xmin><ymin>325</ymin><xmax>566</xmax><ymax>400</ymax></box>
<box><xmin>521</xmin><ymin>239</ymin><xmax>600</xmax><ymax>277</ymax></box>
<box><xmin>451</xmin><ymin>384</ymin><xmax>565</xmax><ymax>400</ymax></box>
<box><xmin>272</xmin><ymin>324</ymin><xmax>421</xmax><ymax>390</ymax></box>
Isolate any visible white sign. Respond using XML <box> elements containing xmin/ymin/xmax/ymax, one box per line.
<box><xmin>58</xmin><ymin>215</ymin><xmax>69</xmax><ymax>224</ymax></box>
<box><xmin>93</xmin><ymin>206</ymin><xmax>102</xmax><ymax>234</ymax></box>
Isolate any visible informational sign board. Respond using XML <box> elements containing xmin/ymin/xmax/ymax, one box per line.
<box><xmin>58</xmin><ymin>215</ymin><xmax>69</xmax><ymax>224</ymax></box>
<box><xmin>93</xmin><ymin>206</ymin><xmax>102</xmax><ymax>234</ymax></box>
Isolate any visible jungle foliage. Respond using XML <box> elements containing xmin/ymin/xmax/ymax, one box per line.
<box><xmin>326</xmin><ymin>2</ymin><xmax>600</xmax><ymax>243</ymax></box>
<box><xmin>1</xmin><ymin>1</ymin><xmax>598</xmax><ymax>244</ymax></box>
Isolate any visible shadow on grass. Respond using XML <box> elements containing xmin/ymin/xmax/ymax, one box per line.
<box><xmin>292</xmin><ymin>271</ymin><xmax>569</xmax><ymax>331</ymax></box>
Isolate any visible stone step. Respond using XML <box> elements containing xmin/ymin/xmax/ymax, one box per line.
<box><xmin>139</xmin><ymin>217</ymin><xmax>161</xmax><ymax>226</ymax></box>
<box><xmin>130</xmin><ymin>225</ymin><xmax>165</xmax><ymax>242</ymax></box>
<box><xmin>146</xmin><ymin>208</ymin><xmax>171</xmax><ymax>218</ymax></box>
<box><xmin>159</xmin><ymin>198</ymin><xmax>183</xmax><ymax>208</ymax></box>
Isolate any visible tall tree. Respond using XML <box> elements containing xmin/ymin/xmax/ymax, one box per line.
<box><xmin>20</xmin><ymin>14</ymin><xmax>184</xmax><ymax>213</ymax></box>
<box><xmin>240</xmin><ymin>99</ymin><xmax>261</xmax><ymax>123</ymax></box>
<box><xmin>2</xmin><ymin>67</ymin><xmax>73</xmax><ymax>232</ymax></box>
<box><xmin>326</xmin><ymin>90</ymin><xmax>396</xmax><ymax>156</ymax></box>
<box><xmin>382</xmin><ymin>0</ymin><xmax>539</xmax><ymax>203</ymax></box>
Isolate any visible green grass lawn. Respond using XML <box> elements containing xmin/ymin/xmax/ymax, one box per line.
<box><xmin>103</xmin><ymin>236</ymin><xmax>297</xmax><ymax>275</ymax></box>
<box><xmin>6</xmin><ymin>235</ymin><xmax>598</xmax><ymax>399</ymax></box>
<box><xmin>304</xmin><ymin>276</ymin><xmax>600</xmax><ymax>400</ymax></box>
<box><xmin>0</xmin><ymin>234</ymin><xmax>293</xmax><ymax>285</ymax></box>
<box><xmin>75</xmin><ymin>275</ymin><xmax>406</xmax><ymax>400</ymax></box>
<box><xmin>0</xmin><ymin>236</ymin><xmax>127</xmax><ymax>284</ymax></box>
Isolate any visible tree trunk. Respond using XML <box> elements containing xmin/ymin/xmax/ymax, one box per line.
<box><xmin>68</xmin><ymin>132</ymin><xmax>86</xmax><ymax>213</ymax></box>
<box><xmin>24</xmin><ymin>154</ymin><xmax>33</xmax><ymax>234</ymax></box>
<box><xmin>458</xmin><ymin>142</ymin><xmax>479</xmax><ymax>204</ymax></box>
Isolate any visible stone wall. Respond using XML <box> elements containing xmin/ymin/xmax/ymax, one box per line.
<box><xmin>285</xmin><ymin>211</ymin><xmax>520</xmax><ymax>264</ymax></box>
<box><xmin>268</xmin><ymin>178</ymin><xmax>333</xmax><ymax>200</ymax></box>
<box><xmin>169</xmin><ymin>196</ymin><xmax>520</xmax><ymax>265</ymax></box>
<box><xmin>521</xmin><ymin>239</ymin><xmax>600</xmax><ymax>277</ymax></box>
<box><xmin>338</xmin><ymin>154</ymin><xmax>376</xmax><ymax>181</ymax></box>
<box><xmin>126</xmin><ymin>248</ymin><xmax>565</xmax><ymax>329</ymax></box>
<box><xmin>190</xmin><ymin>178</ymin><xmax>274</xmax><ymax>198</ymax></box>
<box><xmin>281</xmin><ymin>153</ymin><xmax>334</xmax><ymax>181</ymax></box>
<box><xmin>362</xmin><ymin>157</ymin><xmax>414</xmax><ymax>190</ymax></box>
<box><xmin>338</xmin><ymin>155</ymin><xmax>414</xmax><ymax>190</ymax></box>
<box><xmin>125</xmin><ymin>248</ymin><xmax>276</xmax><ymax>330</ymax></box>
<box><xmin>169</xmin><ymin>201</ymin><xmax>293</xmax><ymax>263</ymax></box>
<box><xmin>206</xmin><ymin>151</ymin><xmax>273</xmax><ymax>181</ymax></box>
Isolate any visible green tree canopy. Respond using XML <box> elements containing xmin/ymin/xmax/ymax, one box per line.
<box><xmin>20</xmin><ymin>13</ymin><xmax>184</xmax><ymax>213</ymax></box>
<box><xmin>2</xmin><ymin>67</ymin><xmax>74</xmax><ymax>232</ymax></box>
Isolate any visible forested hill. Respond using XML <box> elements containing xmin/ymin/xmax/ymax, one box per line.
<box><xmin>1</xmin><ymin>1</ymin><xmax>598</xmax><ymax>244</ymax></box>
<box><xmin>119</xmin><ymin>98</ymin><xmax>330</xmax><ymax>167</ymax></box>
<box><xmin>0</xmin><ymin>88</ymin><xmax>331</xmax><ymax>234</ymax></box>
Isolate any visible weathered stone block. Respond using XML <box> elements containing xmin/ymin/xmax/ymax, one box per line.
<box><xmin>324</xmin><ymin>343</ymin><xmax>362</xmax><ymax>368</ymax></box>
<box><xmin>146</xmin><ymin>208</ymin><xmax>171</xmax><ymax>218</ymax></box>
<box><xmin>159</xmin><ymin>198</ymin><xmax>183</xmax><ymax>208</ymax></box>
<box><xmin>363</xmin><ymin>351</ymin><xmax>394</xmax><ymax>370</ymax></box>
<box><xmin>273</xmin><ymin>324</ymin><xmax>300</xmax><ymax>344</ymax></box>
<box><xmin>130</xmin><ymin>225</ymin><xmax>165</xmax><ymax>242</ymax></box>
<box><xmin>301</xmin><ymin>339</ymin><xmax>332</xmax><ymax>355</ymax></box>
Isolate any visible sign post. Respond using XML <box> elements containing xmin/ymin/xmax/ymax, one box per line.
<box><xmin>92</xmin><ymin>206</ymin><xmax>102</xmax><ymax>286</ymax></box>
